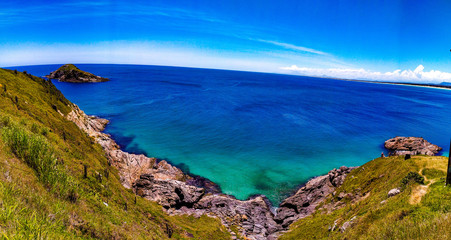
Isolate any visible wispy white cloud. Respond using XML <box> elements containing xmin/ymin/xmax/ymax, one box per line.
<box><xmin>281</xmin><ymin>65</ymin><xmax>451</xmax><ymax>83</ymax></box>
<box><xmin>0</xmin><ymin>41</ymin><xmax>282</xmax><ymax>73</ymax></box>
<box><xmin>255</xmin><ymin>39</ymin><xmax>328</xmax><ymax>55</ymax></box>
<box><xmin>0</xmin><ymin>3</ymin><xmax>225</xmax><ymax>26</ymax></box>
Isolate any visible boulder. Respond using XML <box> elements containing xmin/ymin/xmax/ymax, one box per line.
<box><xmin>340</xmin><ymin>216</ymin><xmax>357</xmax><ymax>232</ymax></box>
<box><xmin>388</xmin><ymin>188</ymin><xmax>401</xmax><ymax>197</ymax></box>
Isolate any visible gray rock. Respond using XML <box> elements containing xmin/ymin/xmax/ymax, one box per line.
<box><xmin>134</xmin><ymin>174</ymin><xmax>205</xmax><ymax>208</ymax></box>
<box><xmin>340</xmin><ymin>216</ymin><xmax>357</xmax><ymax>232</ymax></box>
<box><xmin>275</xmin><ymin>166</ymin><xmax>356</xmax><ymax>228</ymax></box>
<box><xmin>385</xmin><ymin>137</ymin><xmax>442</xmax><ymax>156</ymax></box>
<box><xmin>329</xmin><ymin>219</ymin><xmax>339</xmax><ymax>232</ymax></box>
<box><xmin>388</xmin><ymin>188</ymin><xmax>401</xmax><ymax>197</ymax></box>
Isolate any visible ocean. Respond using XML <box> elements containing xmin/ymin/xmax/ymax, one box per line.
<box><xmin>11</xmin><ymin>64</ymin><xmax>451</xmax><ymax>205</ymax></box>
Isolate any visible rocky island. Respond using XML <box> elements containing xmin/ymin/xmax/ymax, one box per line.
<box><xmin>46</xmin><ymin>64</ymin><xmax>109</xmax><ymax>83</ymax></box>
<box><xmin>384</xmin><ymin>136</ymin><xmax>442</xmax><ymax>156</ymax></box>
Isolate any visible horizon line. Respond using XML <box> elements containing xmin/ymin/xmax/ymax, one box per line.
<box><xmin>4</xmin><ymin>62</ymin><xmax>451</xmax><ymax>88</ymax></box>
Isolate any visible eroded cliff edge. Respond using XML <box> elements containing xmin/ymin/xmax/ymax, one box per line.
<box><xmin>67</xmin><ymin>104</ymin><xmax>354</xmax><ymax>239</ymax></box>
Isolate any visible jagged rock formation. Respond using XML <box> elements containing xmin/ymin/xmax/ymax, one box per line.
<box><xmin>66</xmin><ymin>104</ymin><xmax>185</xmax><ymax>189</ymax></box>
<box><xmin>168</xmin><ymin>194</ymin><xmax>282</xmax><ymax>240</ymax></box>
<box><xmin>275</xmin><ymin>166</ymin><xmax>355</xmax><ymax>228</ymax></box>
<box><xmin>47</xmin><ymin>64</ymin><xmax>109</xmax><ymax>83</ymax></box>
<box><xmin>384</xmin><ymin>136</ymin><xmax>442</xmax><ymax>156</ymax></box>
<box><xmin>66</xmin><ymin>103</ymin><xmax>354</xmax><ymax>239</ymax></box>
<box><xmin>134</xmin><ymin>174</ymin><xmax>205</xmax><ymax>208</ymax></box>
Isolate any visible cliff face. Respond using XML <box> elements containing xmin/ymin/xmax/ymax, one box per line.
<box><xmin>67</xmin><ymin>104</ymin><xmax>353</xmax><ymax>239</ymax></box>
<box><xmin>47</xmin><ymin>64</ymin><xmax>109</xmax><ymax>83</ymax></box>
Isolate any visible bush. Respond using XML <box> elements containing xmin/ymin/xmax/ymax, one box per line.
<box><xmin>0</xmin><ymin>115</ymin><xmax>11</xmax><ymax>127</ymax></box>
<box><xmin>401</xmin><ymin>172</ymin><xmax>425</xmax><ymax>188</ymax></box>
<box><xmin>30</xmin><ymin>123</ymin><xmax>39</xmax><ymax>133</ymax></box>
<box><xmin>40</xmin><ymin>127</ymin><xmax>49</xmax><ymax>136</ymax></box>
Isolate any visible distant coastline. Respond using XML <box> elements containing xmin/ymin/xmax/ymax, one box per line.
<box><xmin>334</xmin><ymin>78</ymin><xmax>451</xmax><ymax>91</ymax></box>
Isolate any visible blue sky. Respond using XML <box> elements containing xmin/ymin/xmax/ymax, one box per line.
<box><xmin>1</xmin><ymin>0</ymin><xmax>451</xmax><ymax>82</ymax></box>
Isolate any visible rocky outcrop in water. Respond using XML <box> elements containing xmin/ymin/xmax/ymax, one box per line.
<box><xmin>47</xmin><ymin>64</ymin><xmax>109</xmax><ymax>83</ymax></box>
<box><xmin>66</xmin><ymin>103</ymin><xmax>354</xmax><ymax>239</ymax></box>
<box><xmin>384</xmin><ymin>136</ymin><xmax>442</xmax><ymax>156</ymax></box>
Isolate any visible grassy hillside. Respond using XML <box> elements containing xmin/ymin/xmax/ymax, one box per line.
<box><xmin>280</xmin><ymin>155</ymin><xmax>451</xmax><ymax>239</ymax></box>
<box><xmin>0</xmin><ymin>68</ymin><xmax>230</xmax><ymax>239</ymax></box>
<box><xmin>2</xmin><ymin>67</ymin><xmax>450</xmax><ymax>240</ymax></box>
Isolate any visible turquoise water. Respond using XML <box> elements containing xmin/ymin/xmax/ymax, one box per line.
<box><xmin>12</xmin><ymin>64</ymin><xmax>451</xmax><ymax>204</ymax></box>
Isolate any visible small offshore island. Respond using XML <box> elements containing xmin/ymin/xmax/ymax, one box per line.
<box><xmin>1</xmin><ymin>67</ymin><xmax>451</xmax><ymax>240</ymax></box>
<box><xmin>46</xmin><ymin>64</ymin><xmax>109</xmax><ymax>83</ymax></box>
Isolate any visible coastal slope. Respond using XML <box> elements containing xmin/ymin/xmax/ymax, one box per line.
<box><xmin>0</xmin><ymin>68</ymin><xmax>229</xmax><ymax>239</ymax></box>
<box><xmin>1</xmin><ymin>68</ymin><xmax>451</xmax><ymax>239</ymax></box>
<box><xmin>280</xmin><ymin>155</ymin><xmax>451</xmax><ymax>239</ymax></box>
<box><xmin>47</xmin><ymin>64</ymin><xmax>109</xmax><ymax>83</ymax></box>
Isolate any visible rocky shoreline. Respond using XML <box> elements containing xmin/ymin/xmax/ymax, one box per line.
<box><xmin>67</xmin><ymin>104</ymin><xmax>355</xmax><ymax>239</ymax></box>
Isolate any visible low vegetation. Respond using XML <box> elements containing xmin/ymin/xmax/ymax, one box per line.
<box><xmin>280</xmin><ymin>155</ymin><xmax>451</xmax><ymax>240</ymax></box>
<box><xmin>0</xmin><ymin>68</ymin><xmax>229</xmax><ymax>239</ymax></box>
<box><xmin>1</xmin><ymin>67</ymin><xmax>451</xmax><ymax>239</ymax></box>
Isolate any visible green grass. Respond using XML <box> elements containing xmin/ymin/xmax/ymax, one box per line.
<box><xmin>1</xmin><ymin>121</ymin><xmax>77</xmax><ymax>201</ymax></box>
<box><xmin>4</xmin><ymin>66</ymin><xmax>450</xmax><ymax>239</ymax></box>
<box><xmin>280</xmin><ymin>155</ymin><xmax>451</xmax><ymax>240</ymax></box>
<box><xmin>0</xmin><ymin>68</ymin><xmax>230</xmax><ymax>239</ymax></box>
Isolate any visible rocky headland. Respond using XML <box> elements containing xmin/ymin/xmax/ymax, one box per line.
<box><xmin>66</xmin><ymin>104</ymin><xmax>356</xmax><ymax>239</ymax></box>
<box><xmin>384</xmin><ymin>136</ymin><xmax>442</xmax><ymax>156</ymax></box>
<box><xmin>47</xmin><ymin>64</ymin><xmax>109</xmax><ymax>83</ymax></box>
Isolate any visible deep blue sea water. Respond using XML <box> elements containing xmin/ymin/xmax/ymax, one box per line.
<box><xmin>11</xmin><ymin>64</ymin><xmax>451</xmax><ymax>204</ymax></box>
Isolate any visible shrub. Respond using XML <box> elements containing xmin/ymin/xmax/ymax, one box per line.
<box><xmin>0</xmin><ymin>115</ymin><xmax>11</xmax><ymax>127</ymax></box>
<box><xmin>30</xmin><ymin>123</ymin><xmax>39</xmax><ymax>133</ymax></box>
<box><xmin>40</xmin><ymin>127</ymin><xmax>49</xmax><ymax>136</ymax></box>
<box><xmin>401</xmin><ymin>172</ymin><xmax>425</xmax><ymax>188</ymax></box>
